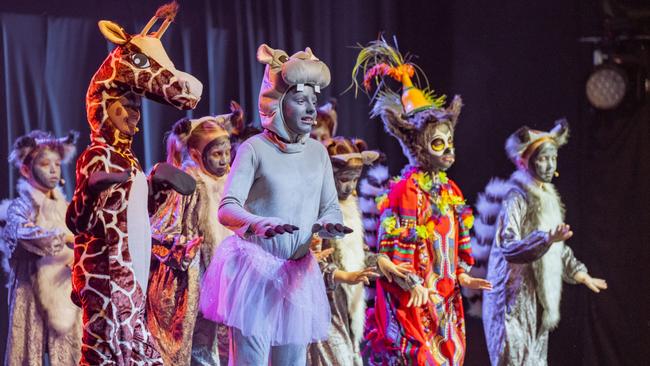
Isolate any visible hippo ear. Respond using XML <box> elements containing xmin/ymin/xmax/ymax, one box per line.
<box><xmin>257</xmin><ymin>44</ymin><xmax>276</xmax><ymax>65</ymax></box>
<box><xmin>98</xmin><ymin>20</ymin><xmax>130</xmax><ymax>45</ymax></box>
<box><xmin>304</xmin><ymin>47</ymin><xmax>318</xmax><ymax>60</ymax></box>
<box><xmin>551</xmin><ymin>118</ymin><xmax>570</xmax><ymax>146</ymax></box>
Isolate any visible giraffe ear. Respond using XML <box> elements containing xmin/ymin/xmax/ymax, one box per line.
<box><xmin>98</xmin><ymin>20</ymin><xmax>130</xmax><ymax>45</ymax></box>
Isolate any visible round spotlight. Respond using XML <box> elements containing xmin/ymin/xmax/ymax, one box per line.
<box><xmin>585</xmin><ymin>65</ymin><xmax>628</xmax><ymax>110</ymax></box>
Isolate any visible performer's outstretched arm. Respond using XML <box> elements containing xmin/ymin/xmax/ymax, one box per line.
<box><xmin>497</xmin><ymin>191</ymin><xmax>554</xmax><ymax>263</ymax></box>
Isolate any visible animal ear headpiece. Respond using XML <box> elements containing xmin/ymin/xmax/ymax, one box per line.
<box><xmin>316</xmin><ymin>98</ymin><xmax>338</xmax><ymax>137</ymax></box>
<box><xmin>505</xmin><ymin>118</ymin><xmax>570</xmax><ymax>169</ymax></box>
<box><xmin>167</xmin><ymin>101</ymin><xmax>243</xmax><ymax>166</ymax></box>
<box><xmin>324</xmin><ymin>136</ymin><xmax>380</xmax><ymax>170</ymax></box>
<box><xmin>9</xmin><ymin>130</ymin><xmax>79</xmax><ymax>169</ymax></box>
<box><xmin>257</xmin><ymin>43</ymin><xmax>331</xmax><ymax>141</ymax></box>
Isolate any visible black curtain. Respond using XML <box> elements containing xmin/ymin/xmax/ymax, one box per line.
<box><xmin>1</xmin><ymin>1</ymin><xmax>648</xmax><ymax>365</ymax></box>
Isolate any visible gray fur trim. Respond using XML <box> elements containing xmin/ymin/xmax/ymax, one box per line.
<box><xmin>358</xmin><ymin>197</ymin><xmax>379</xmax><ymax>215</ymax></box>
<box><xmin>358</xmin><ymin>163</ymin><xmax>390</xmax><ymax>249</ymax></box>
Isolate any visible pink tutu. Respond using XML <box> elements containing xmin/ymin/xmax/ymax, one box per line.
<box><xmin>200</xmin><ymin>236</ymin><xmax>331</xmax><ymax>345</ymax></box>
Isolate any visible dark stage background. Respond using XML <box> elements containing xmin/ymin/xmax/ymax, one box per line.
<box><xmin>1</xmin><ymin>0</ymin><xmax>648</xmax><ymax>365</ymax></box>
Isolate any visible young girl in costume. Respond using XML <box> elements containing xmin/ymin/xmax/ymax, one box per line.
<box><xmin>307</xmin><ymin>136</ymin><xmax>412</xmax><ymax>366</ymax></box>
<box><xmin>146</xmin><ymin>104</ymin><xmax>242</xmax><ymax>365</ymax></box>
<box><xmin>66</xmin><ymin>3</ymin><xmax>202</xmax><ymax>364</ymax></box>
<box><xmin>352</xmin><ymin>38</ymin><xmax>492</xmax><ymax>365</ymax></box>
<box><xmin>1</xmin><ymin>130</ymin><xmax>82</xmax><ymax>366</ymax></box>
<box><xmin>200</xmin><ymin>44</ymin><xmax>351</xmax><ymax>365</ymax></box>
<box><xmin>475</xmin><ymin>120</ymin><xmax>607</xmax><ymax>365</ymax></box>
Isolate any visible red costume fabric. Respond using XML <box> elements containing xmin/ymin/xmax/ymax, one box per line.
<box><xmin>367</xmin><ymin>167</ymin><xmax>474</xmax><ymax>366</ymax></box>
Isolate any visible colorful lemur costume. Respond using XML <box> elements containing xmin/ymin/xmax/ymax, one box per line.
<box><xmin>476</xmin><ymin>120</ymin><xmax>593</xmax><ymax>365</ymax></box>
<box><xmin>66</xmin><ymin>3</ymin><xmax>203</xmax><ymax>365</ymax></box>
<box><xmin>200</xmin><ymin>44</ymin><xmax>342</xmax><ymax>365</ymax></box>
<box><xmin>307</xmin><ymin>137</ymin><xmax>381</xmax><ymax>366</ymax></box>
<box><xmin>1</xmin><ymin>131</ymin><xmax>82</xmax><ymax>366</ymax></box>
<box><xmin>146</xmin><ymin>105</ymin><xmax>242</xmax><ymax>366</ymax></box>
<box><xmin>353</xmin><ymin>39</ymin><xmax>476</xmax><ymax>365</ymax></box>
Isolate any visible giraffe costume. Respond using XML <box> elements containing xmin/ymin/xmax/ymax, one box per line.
<box><xmin>66</xmin><ymin>2</ymin><xmax>203</xmax><ymax>365</ymax></box>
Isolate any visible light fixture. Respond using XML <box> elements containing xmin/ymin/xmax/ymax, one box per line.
<box><xmin>585</xmin><ymin>64</ymin><xmax>628</xmax><ymax>110</ymax></box>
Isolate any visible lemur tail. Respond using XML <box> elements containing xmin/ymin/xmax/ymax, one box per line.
<box><xmin>358</xmin><ymin>162</ymin><xmax>390</xmax><ymax>250</ymax></box>
<box><xmin>463</xmin><ymin>177</ymin><xmax>513</xmax><ymax>317</ymax></box>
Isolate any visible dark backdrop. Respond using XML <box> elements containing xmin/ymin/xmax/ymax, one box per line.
<box><xmin>1</xmin><ymin>1</ymin><xmax>648</xmax><ymax>365</ymax></box>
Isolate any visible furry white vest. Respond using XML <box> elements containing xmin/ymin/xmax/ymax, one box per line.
<box><xmin>331</xmin><ymin>196</ymin><xmax>367</xmax><ymax>346</ymax></box>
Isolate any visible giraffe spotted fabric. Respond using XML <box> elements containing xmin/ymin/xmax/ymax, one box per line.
<box><xmin>66</xmin><ymin>3</ymin><xmax>202</xmax><ymax>365</ymax></box>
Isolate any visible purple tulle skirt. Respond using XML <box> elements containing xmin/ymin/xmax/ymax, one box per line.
<box><xmin>199</xmin><ymin>235</ymin><xmax>331</xmax><ymax>345</ymax></box>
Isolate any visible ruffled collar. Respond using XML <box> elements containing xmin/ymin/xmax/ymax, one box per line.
<box><xmin>16</xmin><ymin>178</ymin><xmax>66</xmax><ymax>207</ymax></box>
<box><xmin>262</xmin><ymin>129</ymin><xmax>307</xmax><ymax>153</ymax></box>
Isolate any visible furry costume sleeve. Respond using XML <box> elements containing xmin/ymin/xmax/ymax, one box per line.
<box><xmin>496</xmin><ymin>190</ymin><xmax>554</xmax><ymax>263</ymax></box>
<box><xmin>4</xmin><ymin>196</ymin><xmax>66</xmax><ymax>257</ymax></box>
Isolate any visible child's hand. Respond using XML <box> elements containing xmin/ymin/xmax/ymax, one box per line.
<box><xmin>251</xmin><ymin>217</ymin><xmax>299</xmax><ymax>238</ymax></box>
<box><xmin>334</xmin><ymin>267</ymin><xmax>380</xmax><ymax>285</ymax></box>
<box><xmin>458</xmin><ymin>273</ymin><xmax>493</xmax><ymax>291</ymax></box>
<box><xmin>574</xmin><ymin>272</ymin><xmax>608</xmax><ymax>293</ymax></box>
<box><xmin>312</xmin><ymin>223</ymin><xmax>353</xmax><ymax>238</ymax></box>
<box><xmin>377</xmin><ymin>256</ymin><xmax>413</xmax><ymax>283</ymax></box>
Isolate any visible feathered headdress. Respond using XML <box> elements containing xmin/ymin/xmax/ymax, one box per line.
<box><xmin>8</xmin><ymin>130</ymin><xmax>79</xmax><ymax>169</ymax></box>
<box><xmin>350</xmin><ymin>36</ymin><xmax>446</xmax><ymax>117</ymax></box>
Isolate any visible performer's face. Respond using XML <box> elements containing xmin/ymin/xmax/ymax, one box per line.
<box><xmin>107</xmin><ymin>94</ymin><xmax>142</xmax><ymax>136</ymax></box>
<box><xmin>201</xmin><ymin>136</ymin><xmax>231</xmax><ymax>178</ymax></box>
<box><xmin>21</xmin><ymin>148</ymin><xmax>62</xmax><ymax>192</ymax></box>
<box><xmin>529</xmin><ymin>142</ymin><xmax>558</xmax><ymax>183</ymax></box>
<box><xmin>283</xmin><ymin>86</ymin><xmax>318</xmax><ymax>137</ymax></box>
<box><xmin>425</xmin><ymin>122</ymin><xmax>455</xmax><ymax>171</ymax></box>
<box><xmin>333</xmin><ymin>166</ymin><xmax>363</xmax><ymax>201</ymax></box>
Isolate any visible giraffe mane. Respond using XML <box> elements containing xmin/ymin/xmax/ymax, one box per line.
<box><xmin>155</xmin><ymin>1</ymin><xmax>179</xmax><ymax>21</ymax></box>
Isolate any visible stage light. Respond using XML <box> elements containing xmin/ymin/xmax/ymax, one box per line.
<box><xmin>585</xmin><ymin>64</ymin><xmax>628</xmax><ymax>110</ymax></box>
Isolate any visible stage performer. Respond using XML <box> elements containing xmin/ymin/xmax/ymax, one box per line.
<box><xmin>307</xmin><ymin>136</ymin><xmax>413</xmax><ymax>366</ymax></box>
<box><xmin>310</xmin><ymin>99</ymin><xmax>338</xmax><ymax>142</ymax></box>
<box><xmin>1</xmin><ymin>130</ymin><xmax>82</xmax><ymax>366</ymax></box>
<box><xmin>65</xmin><ymin>2</ymin><xmax>203</xmax><ymax>364</ymax></box>
<box><xmin>352</xmin><ymin>38</ymin><xmax>492</xmax><ymax>365</ymax></box>
<box><xmin>476</xmin><ymin>119</ymin><xmax>607</xmax><ymax>366</ymax></box>
<box><xmin>200</xmin><ymin>43</ymin><xmax>351</xmax><ymax>366</ymax></box>
<box><xmin>146</xmin><ymin>104</ymin><xmax>243</xmax><ymax>366</ymax></box>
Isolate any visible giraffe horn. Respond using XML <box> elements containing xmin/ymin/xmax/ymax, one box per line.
<box><xmin>153</xmin><ymin>1</ymin><xmax>179</xmax><ymax>39</ymax></box>
<box><xmin>140</xmin><ymin>16</ymin><xmax>158</xmax><ymax>36</ymax></box>
<box><xmin>154</xmin><ymin>18</ymin><xmax>172</xmax><ymax>39</ymax></box>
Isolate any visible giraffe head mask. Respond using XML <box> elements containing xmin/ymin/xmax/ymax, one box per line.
<box><xmin>86</xmin><ymin>1</ymin><xmax>203</xmax><ymax>138</ymax></box>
